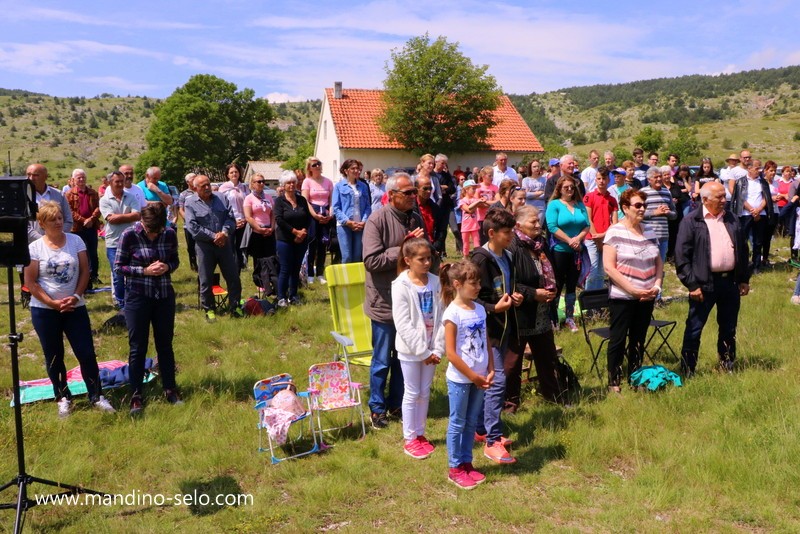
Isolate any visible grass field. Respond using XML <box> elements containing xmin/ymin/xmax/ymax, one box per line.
<box><xmin>1</xmin><ymin>230</ymin><xmax>799</xmax><ymax>533</ymax></box>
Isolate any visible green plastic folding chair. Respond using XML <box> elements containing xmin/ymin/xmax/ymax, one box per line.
<box><xmin>325</xmin><ymin>262</ymin><xmax>372</xmax><ymax>368</ymax></box>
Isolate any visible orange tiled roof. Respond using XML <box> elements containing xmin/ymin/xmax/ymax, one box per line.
<box><xmin>325</xmin><ymin>88</ymin><xmax>543</xmax><ymax>152</ymax></box>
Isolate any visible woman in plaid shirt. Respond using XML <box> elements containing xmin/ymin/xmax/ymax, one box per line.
<box><xmin>115</xmin><ymin>203</ymin><xmax>181</xmax><ymax>416</ymax></box>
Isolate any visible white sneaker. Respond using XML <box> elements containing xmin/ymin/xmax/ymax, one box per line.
<box><xmin>307</xmin><ymin>276</ymin><xmax>315</xmax><ymax>284</ymax></box>
<box><xmin>317</xmin><ymin>276</ymin><xmax>327</xmax><ymax>284</ymax></box>
<box><xmin>791</xmin><ymin>295</ymin><xmax>800</xmax><ymax>305</ymax></box>
<box><xmin>57</xmin><ymin>397</ymin><xmax>72</xmax><ymax>418</ymax></box>
<box><xmin>93</xmin><ymin>395</ymin><xmax>116</xmax><ymax>413</ymax></box>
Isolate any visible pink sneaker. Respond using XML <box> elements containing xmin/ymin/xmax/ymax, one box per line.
<box><xmin>460</xmin><ymin>462</ymin><xmax>486</xmax><ymax>485</ymax></box>
<box><xmin>448</xmin><ymin>467</ymin><xmax>477</xmax><ymax>490</ymax></box>
<box><xmin>404</xmin><ymin>438</ymin><xmax>432</xmax><ymax>460</ymax></box>
<box><xmin>474</xmin><ymin>433</ymin><xmax>514</xmax><ymax>447</ymax></box>
<box><xmin>416</xmin><ymin>435</ymin><xmax>435</xmax><ymax>454</ymax></box>
<box><xmin>483</xmin><ymin>441</ymin><xmax>517</xmax><ymax>464</ymax></box>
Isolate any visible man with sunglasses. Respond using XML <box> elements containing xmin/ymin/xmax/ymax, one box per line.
<box><xmin>362</xmin><ymin>173</ymin><xmax>437</xmax><ymax>429</ymax></box>
<box><xmin>676</xmin><ymin>181</ymin><xmax>750</xmax><ymax>377</ymax></box>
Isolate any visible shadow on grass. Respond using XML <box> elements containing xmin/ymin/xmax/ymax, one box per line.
<box><xmin>181</xmin><ymin>374</ymin><xmax>263</xmax><ymax>403</ymax></box>
<box><xmin>178</xmin><ymin>475</ymin><xmax>245</xmax><ymax>516</ymax></box>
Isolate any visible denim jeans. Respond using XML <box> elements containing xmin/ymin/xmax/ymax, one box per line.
<box><xmin>476</xmin><ymin>345</ymin><xmax>507</xmax><ymax>444</ymax></box>
<box><xmin>30</xmin><ymin>305</ymin><xmax>100</xmax><ymax>401</ymax></box>
<box><xmin>106</xmin><ymin>247</ymin><xmax>124</xmax><ymax>308</ymax></box>
<box><xmin>368</xmin><ymin>320</ymin><xmax>404</xmax><ymax>414</ymax></box>
<box><xmin>276</xmin><ymin>239</ymin><xmax>308</xmax><ymax>300</ymax></box>
<box><xmin>680</xmin><ymin>273</ymin><xmax>740</xmax><ymax>372</ymax></box>
<box><xmin>124</xmin><ymin>291</ymin><xmax>177</xmax><ymax>397</ymax></box>
<box><xmin>584</xmin><ymin>238</ymin><xmax>606</xmax><ymax>291</ymax></box>
<box><xmin>336</xmin><ymin>225</ymin><xmax>363</xmax><ymax>264</ymax></box>
<box><xmin>447</xmin><ymin>379</ymin><xmax>484</xmax><ymax>468</ymax></box>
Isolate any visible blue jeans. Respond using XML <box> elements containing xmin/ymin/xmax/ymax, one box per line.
<box><xmin>584</xmin><ymin>239</ymin><xmax>605</xmax><ymax>291</ymax></box>
<box><xmin>446</xmin><ymin>379</ymin><xmax>485</xmax><ymax>468</ymax></box>
<box><xmin>107</xmin><ymin>247</ymin><xmax>124</xmax><ymax>309</ymax></box>
<box><xmin>30</xmin><ymin>305</ymin><xmax>100</xmax><ymax>401</ymax></box>
<box><xmin>657</xmin><ymin>239</ymin><xmax>669</xmax><ymax>265</ymax></box>
<box><xmin>276</xmin><ymin>239</ymin><xmax>309</xmax><ymax>300</ymax></box>
<box><xmin>336</xmin><ymin>225</ymin><xmax>363</xmax><ymax>264</ymax></box>
<box><xmin>368</xmin><ymin>320</ymin><xmax>404</xmax><ymax>414</ymax></box>
<box><xmin>124</xmin><ymin>291</ymin><xmax>177</xmax><ymax>397</ymax></box>
<box><xmin>476</xmin><ymin>345</ymin><xmax>507</xmax><ymax>444</ymax></box>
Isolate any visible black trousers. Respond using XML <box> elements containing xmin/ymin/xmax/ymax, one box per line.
<box><xmin>680</xmin><ymin>272</ymin><xmax>740</xmax><ymax>372</ymax></box>
<box><xmin>608</xmin><ymin>298</ymin><xmax>654</xmax><ymax>386</ymax></box>
<box><xmin>739</xmin><ymin>215</ymin><xmax>766</xmax><ymax>270</ymax></box>
<box><xmin>508</xmin><ymin>330</ymin><xmax>565</xmax><ymax>404</ymax></box>
<box><xmin>125</xmin><ymin>292</ymin><xmax>176</xmax><ymax>397</ymax></box>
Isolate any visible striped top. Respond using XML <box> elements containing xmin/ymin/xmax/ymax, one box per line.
<box><xmin>640</xmin><ymin>186</ymin><xmax>676</xmax><ymax>240</ymax></box>
<box><xmin>603</xmin><ymin>222</ymin><xmax>660</xmax><ymax>300</ymax></box>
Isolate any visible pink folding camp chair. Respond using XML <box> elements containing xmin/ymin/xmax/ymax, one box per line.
<box><xmin>308</xmin><ymin>361</ymin><xmax>367</xmax><ymax>443</ymax></box>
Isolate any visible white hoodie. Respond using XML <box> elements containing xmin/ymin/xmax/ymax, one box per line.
<box><xmin>391</xmin><ymin>270</ymin><xmax>446</xmax><ymax>362</ymax></box>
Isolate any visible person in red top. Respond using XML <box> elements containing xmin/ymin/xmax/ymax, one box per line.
<box><xmin>413</xmin><ymin>175</ymin><xmax>447</xmax><ymax>246</ymax></box>
<box><xmin>583</xmin><ymin>166</ymin><xmax>618</xmax><ymax>290</ymax></box>
<box><xmin>66</xmin><ymin>168</ymin><xmax>102</xmax><ymax>288</ymax></box>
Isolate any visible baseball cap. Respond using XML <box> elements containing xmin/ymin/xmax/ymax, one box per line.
<box><xmin>548</xmin><ymin>158</ymin><xmax>561</xmax><ymax>166</ymax></box>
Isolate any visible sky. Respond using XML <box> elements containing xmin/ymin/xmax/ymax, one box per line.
<box><xmin>2</xmin><ymin>0</ymin><xmax>800</xmax><ymax>102</ymax></box>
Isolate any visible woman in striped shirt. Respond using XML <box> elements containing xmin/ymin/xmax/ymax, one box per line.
<box><xmin>602</xmin><ymin>189</ymin><xmax>663</xmax><ymax>393</ymax></box>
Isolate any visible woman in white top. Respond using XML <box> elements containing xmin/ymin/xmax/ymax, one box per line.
<box><xmin>218</xmin><ymin>163</ymin><xmax>249</xmax><ymax>270</ymax></box>
<box><xmin>24</xmin><ymin>201</ymin><xmax>114</xmax><ymax>417</ymax></box>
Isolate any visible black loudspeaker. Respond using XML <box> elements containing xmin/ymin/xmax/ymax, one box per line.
<box><xmin>0</xmin><ymin>177</ymin><xmax>37</xmax><ymax>267</ymax></box>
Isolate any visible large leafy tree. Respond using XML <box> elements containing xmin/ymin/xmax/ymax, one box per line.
<box><xmin>137</xmin><ymin>74</ymin><xmax>280</xmax><ymax>184</ymax></box>
<box><xmin>380</xmin><ymin>34</ymin><xmax>502</xmax><ymax>155</ymax></box>
<box><xmin>634</xmin><ymin>126</ymin><xmax>665</xmax><ymax>154</ymax></box>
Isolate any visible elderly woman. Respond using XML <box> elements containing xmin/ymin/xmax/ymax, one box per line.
<box><xmin>545</xmin><ymin>175</ymin><xmax>590</xmax><ymax>333</ymax></box>
<box><xmin>369</xmin><ymin>168</ymin><xmax>386</xmax><ymax>215</ymax></box>
<box><xmin>243</xmin><ymin>172</ymin><xmax>278</xmax><ymax>295</ymax></box>
<box><xmin>24</xmin><ymin>201</ymin><xmax>114</xmax><ymax>416</ymax></box>
<box><xmin>115</xmin><ymin>203</ymin><xmax>181</xmax><ymax>415</ymax></box>
<box><xmin>218</xmin><ymin>163</ymin><xmax>249</xmax><ymax>270</ymax></box>
<box><xmin>603</xmin><ymin>189</ymin><xmax>662</xmax><ymax>393</ymax></box>
<box><xmin>506</xmin><ymin>205</ymin><xmax>569</xmax><ymax>408</ymax></box>
<box><xmin>641</xmin><ymin>166</ymin><xmax>676</xmax><ymax>269</ymax></box>
<box><xmin>274</xmin><ymin>169</ymin><xmax>312</xmax><ymax>307</ymax></box>
<box><xmin>301</xmin><ymin>156</ymin><xmax>333</xmax><ymax>283</ymax></box>
<box><xmin>332</xmin><ymin>158</ymin><xmax>371</xmax><ymax>263</ymax></box>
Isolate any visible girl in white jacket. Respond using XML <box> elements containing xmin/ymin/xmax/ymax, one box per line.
<box><xmin>391</xmin><ymin>237</ymin><xmax>445</xmax><ymax>460</ymax></box>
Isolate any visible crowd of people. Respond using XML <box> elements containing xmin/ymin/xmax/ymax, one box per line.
<box><xmin>19</xmin><ymin>144</ymin><xmax>800</xmax><ymax>488</ymax></box>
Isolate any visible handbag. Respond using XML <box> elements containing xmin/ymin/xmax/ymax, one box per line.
<box><xmin>576</xmin><ymin>244</ymin><xmax>591</xmax><ymax>289</ymax></box>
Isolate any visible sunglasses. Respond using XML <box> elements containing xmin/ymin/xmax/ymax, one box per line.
<box><xmin>421</xmin><ymin>186</ymin><xmax>433</xmax><ymax>191</ymax></box>
<box><xmin>630</xmin><ymin>202</ymin><xmax>645</xmax><ymax>209</ymax></box>
<box><xmin>562</xmin><ymin>185</ymin><xmax>575</xmax><ymax>190</ymax></box>
<box><xmin>393</xmin><ymin>188</ymin><xmax>418</xmax><ymax>196</ymax></box>
<box><xmin>310</xmin><ymin>162</ymin><xmax>321</xmax><ymax>168</ymax></box>
<box><xmin>253</xmin><ymin>180</ymin><xmax>266</xmax><ymax>184</ymax></box>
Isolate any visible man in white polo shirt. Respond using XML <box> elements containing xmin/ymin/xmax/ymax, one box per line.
<box><xmin>492</xmin><ymin>152</ymin><xmax>518</xmax><ymax>186</ymax></box>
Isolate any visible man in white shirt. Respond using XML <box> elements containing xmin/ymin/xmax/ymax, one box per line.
<box><xmin>719</xmin><ymin>154</ymin><xmax>746</xmax><ymax>203</ymax></box>
<box><xmin>581</xmin><ymin>150</ymin><xmax>599</xmax><ymax>193</ymax></box>
<box><xmin>99</xmin><ymin>171</ymin><xmax>140</xmax><ymax>309</ymax></box>
<box><xmin>492</xmin><ymin>152</ymin><xmax>518</xmax><ymax>186</ymax></box>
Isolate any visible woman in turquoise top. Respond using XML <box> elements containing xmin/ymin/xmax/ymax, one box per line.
<box><xmin>545</xmin><ymin>175</ymin><xmax>590</xmax><ymax>332</ymax></box>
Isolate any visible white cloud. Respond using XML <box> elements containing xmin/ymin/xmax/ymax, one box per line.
<box><xmin>265</xmin><ymin>92</ymin><xmax>309</xmax><ymax>103</ymax></box>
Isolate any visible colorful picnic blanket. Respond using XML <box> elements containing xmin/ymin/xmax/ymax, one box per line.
<box><xmin>12</xmin><ymin>358</ymin><xmax>157</xmax><ymax>406</ymax></box>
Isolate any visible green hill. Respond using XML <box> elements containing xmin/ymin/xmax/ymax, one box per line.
<box><xmin>4</xmin><ymin>65</ymin><xmax>800</xmax><ymax>187</ymax></box>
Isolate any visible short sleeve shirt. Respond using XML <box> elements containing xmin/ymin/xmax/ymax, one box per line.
<box><xmin>443</xmin><ymin>303</ymin><xmax>489</xmax><ymax>383</ymax></box>
<box><xmin>28</xmin><ymin>234</ymin><xmax>87</xmax><ymax>308</ymax></box>
<box><xmin>301</xmin><ymin>177</ymin><xmax>333</xmax><ymax>207</ymax></box>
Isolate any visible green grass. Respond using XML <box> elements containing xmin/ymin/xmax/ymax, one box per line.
<box><xmin>1</xmin><ymin>231</ymin><xmax>799</xmax><ymax>532</ymax></box>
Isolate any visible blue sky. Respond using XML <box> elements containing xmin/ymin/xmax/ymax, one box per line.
<box><xmin>2</xmin><ymin>0</ymin><xmax>799</xmax><ymax>102</ymax></box>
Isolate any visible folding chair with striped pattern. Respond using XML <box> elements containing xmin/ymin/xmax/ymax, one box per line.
<box><xmin>325</xmin><ymin>262</ymin><xmax>372</xmax><ymax>369</ymax></box>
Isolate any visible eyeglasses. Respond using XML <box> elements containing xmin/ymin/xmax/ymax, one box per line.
<box><xmin>421</xmin><ymin>186</ymin><xmax>433</xmax><ymax>191</ymax></box>
<box><xmin>562</xmin><ymin>185</ymin><xmax>575</xmax><ymax>190</ymax></box>
<box><xmin>253</xmin><ymin>180</ymin><xmax>266</xmax><ymax>184</ymax></box>
<box><xmin>310</xmin><ymin>162</ymin><xmax>321</xmax><ymax>168</ymax></box>
<box><xmin>393</xmin><ymin>188</ymin><xmax>418</xmax><ymax>196</ymax></box>
<box><xmin>630</xmin><ymin>202</ymin><xmax>645</xmax><ymax>209</ymax></box>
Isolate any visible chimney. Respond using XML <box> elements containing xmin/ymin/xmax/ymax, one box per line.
<box><xmin>334</xmin><ymin>81</ymin><xmax>342</xmax><ymax>99</ymax></box>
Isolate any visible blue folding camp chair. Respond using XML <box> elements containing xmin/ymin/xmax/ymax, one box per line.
<box><xmin>253</xmin><ymin>373</ymin><xmax>320</xmax><ymax>464</ymax></box>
